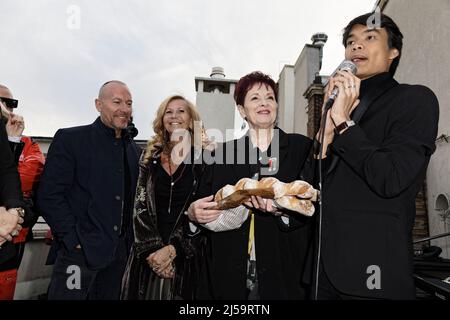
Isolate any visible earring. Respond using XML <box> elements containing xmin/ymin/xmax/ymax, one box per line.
<box><xmin>241</xmin><ymin>116</ymin><xmax>248</xmax><ymax>130</ymax></box>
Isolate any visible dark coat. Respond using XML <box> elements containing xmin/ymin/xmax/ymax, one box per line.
<box><xmin>195</xmin><ymin>128</ymin><xmax>313</xmax><ymax>300</ymax></box>
<box><xmin>0</xmin><ymin>119</ymin><xmax>23</xmax><ymax>210</ymax></box>
<box><xmin>314</xmin><ymin>73</ymin><xmax>439</xmax><ymax>299</ymax></box>
<box><xmin>0</xmin><ymin>137</ymin><xmax>40</xmax><ymax>269</ymax></box>
<box><xmin>0</xmin><ymin>120</ymin><xmax>24</xmax><ymax>264</ymax></box>
<box><xmin>121</xmin><ymin>149</ymin><xmax>206</xmax><ymax>300</ymax></box>
<box><xmin>37</xmin><ymin>117</ymin><xmax>140</xmax><ymax>269</ymax></box>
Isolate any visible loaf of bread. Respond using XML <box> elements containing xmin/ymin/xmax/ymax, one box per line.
<box><xmin>274</xmin><ymin>196</ymin><xmax>315</xmax><ymax>217</ymax></box>
<box><xmin>212</xmin><ymin>177</ymin><xmax>317</xmax><ymax>216</ymax></box>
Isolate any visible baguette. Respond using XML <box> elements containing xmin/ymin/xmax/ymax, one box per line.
<box><xmin>274</xmin><ymin>196</ymin><xmax>315</xmax><ymax>217</ymax></box>
<box><xmin>212</xmin><ymin>177</ymin><xmax>317</xmax><ymax>216</ymax></box>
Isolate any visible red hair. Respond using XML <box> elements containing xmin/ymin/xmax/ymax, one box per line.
<box><xmin>233</xmin><ymin>71</ymin><xmax>278</xmax><ymax>106</ymax></box>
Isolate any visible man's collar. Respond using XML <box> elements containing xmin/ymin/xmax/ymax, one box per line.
<box><xmin>94</xmin><ymin>116</ymin><xmax>125</xmax><ymax>138</ymax></box>
<box><xmin>359</xmin><ymin>72</ymin><xmax>393</xmax><ymax>97</ymax></box>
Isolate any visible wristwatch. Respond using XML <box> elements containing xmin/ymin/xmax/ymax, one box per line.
<box><xmin>334</xmin><ymin>120</ymin><xmax>355</xmax><ymax>135</ymax></box>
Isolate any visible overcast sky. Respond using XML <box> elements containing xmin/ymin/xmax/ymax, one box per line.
<box><xmin>0</xmin><ymin>0</ymin><xmax>375</xmax><ymax>139</ymax></box>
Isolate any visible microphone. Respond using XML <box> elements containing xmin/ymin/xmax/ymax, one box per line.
<box><xmin>125</xmin><ymin>116</ymin><xmax>138</xmax><ymax>139</ymax></box>
<box><xmin>126</xmin><ymin>122</ymin><xmax>138</xmax><ymax>139</ymax></box>
<box><xmin>324</xmin><ymin>60</ymin><xmax>357</xmax><ymax>110</ymax></box>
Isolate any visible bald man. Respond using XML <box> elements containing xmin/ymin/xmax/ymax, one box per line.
<box><xmin>37</xmin><ymin>81</ymin><xmax>140</xmax><ymax>299</ymax></box>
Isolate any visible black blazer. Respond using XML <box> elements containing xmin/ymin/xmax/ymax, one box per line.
<box><xmin>37</xmin><ymin>117</ymin><xmax>140</xmax><ymax>269</ymax></box>
<box><xmin>0</xmin><ymin>120</ymin><xmax>24</xmax><ymax>264</ymax></box>
<box><xmin>195</xmin><ymin>128</ymin><xmax>313</xmax><ymax>300</ymax></box>
<box><xmin>316</xmin><ymin>73</ymin><xmax>439</xmax><ymax>299</ymax></box>
<box><xmin>0</xmin><ymin>120</ymin><xmax>23</xmax><ymax>209</ymax></box>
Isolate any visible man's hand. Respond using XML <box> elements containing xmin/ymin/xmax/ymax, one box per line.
<box><xmin>328</xmin><ymin>71</ymin><xmax>361</xmax><ymax>127</ymax></box>
<box><xmin>0</xmin><ymin>206</ymin><xmax>24</xmax><ymax>243</ymax></box>
<box><xmin>187</xmin><ymin>195</ymin><xmax>221</xmax><ymax>224</ymax></box>
<box><xmin>315</xmin><ymin>71</ymin><xmax>361</xmax><ymax>157</ymax></box>
<box><xmin>6</xmin><ymin>113</ymin><xmax>25</xmax><ymax>137</ymax></box>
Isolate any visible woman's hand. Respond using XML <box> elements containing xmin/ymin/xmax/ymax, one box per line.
<box><xmin>147</xmin><ymin>245</ymin><xmax>176</xmax><ymax>272</ymax></box>
<box><xmin>147</xmin><ymin>244</ymin><xmax>176</xmax><ymax>276</ymax></box>
<box><xmin>187</xmin><ymin>195</ymin><xmax>221</xmax><ymax>224</ymax></box>
<box><xmin>244</xmin><ymin>196</ymin><xmax>282</xmax><ymax>215</ymax></box>
<box><xmin>157</xmin><ymin>263</ymin><xmax>175</xmax><ymax>279</ymax></box>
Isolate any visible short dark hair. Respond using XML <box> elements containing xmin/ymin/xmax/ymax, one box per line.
<box><xmin>234</xmin><ymin>71</ymin><xmax>278</xmax><ymax>106</ymax></box>
<box><xmin>342</xmin><ymin>13</ymin><xmax>403</xmax><ymax>76</ymax></box>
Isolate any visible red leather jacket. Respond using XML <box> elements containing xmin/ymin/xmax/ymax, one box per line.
<box><xmin>13</xmin><ymin>136</ymin><xmax>45</xmax><ymax>243</ymax></box>
<box><xmin>18</xmin><ymin>136</ymin><xmax>45</xmax><ymax>197</ymax></box>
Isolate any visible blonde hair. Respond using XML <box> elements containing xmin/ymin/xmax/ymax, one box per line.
<box><xmin>143</xmin><ymin>95</ymin><xmax>201</xmax><ymax>164</ymax></box>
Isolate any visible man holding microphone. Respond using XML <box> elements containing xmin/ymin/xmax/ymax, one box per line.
<box><xmin>312</xmin><ymin>12</ymin><xmax>439</xmax><ymax>299</ymax></box>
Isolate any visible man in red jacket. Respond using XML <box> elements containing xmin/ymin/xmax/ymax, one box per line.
<box><xmin>0</xmin><ymin>84</ymin><xmax>45</xmax><ymax>299</ymax></box>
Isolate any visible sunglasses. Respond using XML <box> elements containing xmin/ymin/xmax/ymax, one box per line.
<box><xmin>0</xmin><ymin>97</ymin><xmax>18</xmax><ymax>109</ymax></box>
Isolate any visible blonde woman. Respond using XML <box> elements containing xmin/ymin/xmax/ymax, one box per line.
<box><xmin>121</xmin><ymin>95</ymin><xmax>212</xmax><ymax>300</ymax></box>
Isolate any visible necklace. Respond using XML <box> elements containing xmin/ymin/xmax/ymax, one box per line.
<box><xmin>166</xmin><ymin>153</ymin><xmax>187</xmax><ymax>215</ymax></box>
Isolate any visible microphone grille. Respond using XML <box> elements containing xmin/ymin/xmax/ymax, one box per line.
<box><xmin>339</xmin><ymin>60</ymin><xmax>357</xmax><ymax>75</ymax></box>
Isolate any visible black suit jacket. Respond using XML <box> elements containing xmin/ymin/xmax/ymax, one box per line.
<box><xmin>0</xmin><ymin>120</ymin><xmax>24</xmax><ymax>264</ymax></box>
<box><xmin>317</xmin><ymin>73</ymin><xmax>439</xmax><ymax>299</ymax></box>
<box><xmin>195</xmin><ymin>128</ymin><xmax>313</xmax><ymax>300</ymax></box>
<box><xmin>37</xmin><ymin>117</ymin><xmax>140</xmax><ymax>269</ymax></box>
<box><xmin>0</xmin><ymin>120</ymin><xmax>23</xmax><ymax>209</ymax></box>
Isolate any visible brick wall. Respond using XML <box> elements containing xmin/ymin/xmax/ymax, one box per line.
<box><xmin>304</xmin><ymin>79</ymin><xmax>325</xmax><ymax>139</ymax></box>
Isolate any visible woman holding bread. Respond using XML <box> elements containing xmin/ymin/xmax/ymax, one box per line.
<box><xmin>121</xmin><ymin>95</ymin><xmax>211</xmax><ymax>300</ymax></box>
<box><xmin>187</xmin><ymin>71</ymin><xmax>314</xmax><ymax>300</ymax></box>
